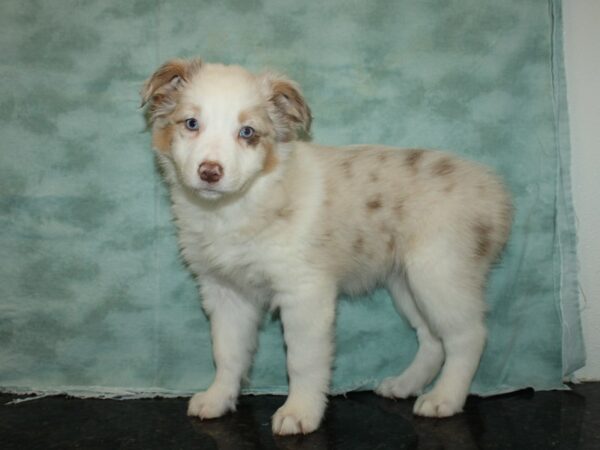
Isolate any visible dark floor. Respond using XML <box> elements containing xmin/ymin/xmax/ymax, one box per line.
<box><xmin>1</xmin><ymin>384</ymin><xmax>599</xmax><ymax>449</ymax></box>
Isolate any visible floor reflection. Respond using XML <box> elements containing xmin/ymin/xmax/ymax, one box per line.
<box><xmin>1</xmin><ymin>384</ymin><xmax>595</xmax><ymax>449</ymax></box>
<box><xmin>190</xmin><ymin>388</ymin><xmax>587</xmax><ymax>450</ymax></box>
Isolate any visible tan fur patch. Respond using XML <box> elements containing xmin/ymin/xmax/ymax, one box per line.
<box><xmin>262</xmin><ymin>140</ymin><xmax>278</xmax><ymax>173</ymax></box>
<box><xmin>238</xmin><ymin>109</ymin><xmax>253</xmax><ymax>124</ymax></box>
<box><xmin>152</xmin><ymin>125</ymin><xmax>174</xmax><ymax>153</ymax></box>
<box><xmin>238</xmin><ymin>106</ymin><xmax>271</xmax><ymax>128</ymax></box>
<box><xmin>369</xmin><ymin>172</ymin><xmax>379</xmax><ymax>182</ymax></box>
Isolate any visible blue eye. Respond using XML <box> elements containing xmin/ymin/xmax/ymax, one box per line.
<box><xmin>239</xmin><ymin>126</ymin><xmax>255</xmax><ymax>139</ymax></box>
<box><xmin>185</xmin><ymin>118</ymin><xmax>199</xmax><ymax>131</ymax></box>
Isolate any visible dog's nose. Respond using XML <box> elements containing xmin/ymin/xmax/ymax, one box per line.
<box><xmin>198</xmin><ymin>161</ymin><xmax>223</xmax><ymax>184</ymax></box>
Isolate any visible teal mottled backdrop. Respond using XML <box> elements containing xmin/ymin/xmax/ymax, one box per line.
<box><xmin>0</xmin><ymin>0</ymin><xmax>583</xmax><ymax>397</ymax></box>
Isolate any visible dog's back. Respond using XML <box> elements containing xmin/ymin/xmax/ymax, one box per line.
<box><xmin>293</xmin><ymin>143</ymin><xmax>511</xmax><ymax>296</ymax></box>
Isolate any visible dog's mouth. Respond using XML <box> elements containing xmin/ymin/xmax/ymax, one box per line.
<box><xmin>195</xmin><ymin>186</ymin><xmax>227</xmax><ymax>200</ymax></box>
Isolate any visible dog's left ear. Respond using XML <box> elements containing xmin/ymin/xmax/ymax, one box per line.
<box><xmin>261</xmin><ymin>73</ymin><xmax>312</xmax><ymax>142</ymax></box>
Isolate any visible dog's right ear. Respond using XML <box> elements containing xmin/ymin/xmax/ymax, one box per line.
<box><xmin>140</xmin><ymin>58</ymin><xmax>202</xmax><ymax>123</ymax></box>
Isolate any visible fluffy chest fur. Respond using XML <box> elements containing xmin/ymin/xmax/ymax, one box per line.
<box><xmin>165</xmin><ymin>146</ymin><xmax>321</xmax><ymax>299</ymax></box>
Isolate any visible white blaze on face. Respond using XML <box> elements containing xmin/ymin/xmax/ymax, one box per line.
<box><xmin>169</xmin><ymin>65</ymin><xmax>270</xmax><ymax>197</ymax></box>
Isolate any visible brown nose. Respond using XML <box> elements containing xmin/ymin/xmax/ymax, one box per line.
<box><xmin>198</xmin><ymin>161</ymin><xmax>223</xmax><ymax>184</ymax></box>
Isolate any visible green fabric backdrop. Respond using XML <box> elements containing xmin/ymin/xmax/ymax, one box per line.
<box><xmin>0</xmin><ymin>0</ymin><xmax>583</xmax><ymax>398</ymax></box>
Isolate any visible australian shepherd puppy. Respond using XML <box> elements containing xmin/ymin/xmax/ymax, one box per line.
<box><xmin>141</xmin><ymin>58</ymin><xmax>512</xmax><ymax>435</ymax></box>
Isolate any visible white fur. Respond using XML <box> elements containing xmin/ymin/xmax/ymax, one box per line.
<box><xmin>142</xmin><ymin>61</ymin><xmax>512</xmax><ymax>435</ymax></box>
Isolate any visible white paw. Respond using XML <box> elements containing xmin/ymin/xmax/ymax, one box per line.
<box><xmin>413</xmin><ymin>391</ymin><xmax>464</xmax><ymax>418</ymax></box>
<box><xmin>375</xmin><ymin>375</ymin><xmax>423</xmax><ymax>399</ymax></box>
<box><xmin>271</xmin><ymin>399</ymin><xmax>324</xmax><ymax>435</ymax></box>
<box><xmin>187</xmin><ymin>390</ymin><xmax>236</xmax><ymax>419</ymax></box>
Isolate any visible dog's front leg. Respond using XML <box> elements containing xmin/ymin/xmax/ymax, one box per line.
<box><xmin>187</xmin><ymin>280</ymin><xmax>261</xmax><ymax>420</ymax></box>
<box><xmin>272</xmin><ymin>283</ymin><xmax>336</xmax><ymax>435</ymax></box>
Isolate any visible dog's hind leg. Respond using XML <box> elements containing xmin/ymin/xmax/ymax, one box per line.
<box><xmin>403</xmin><ymin>244</ymin><xmax>488</xmax><ymax>418</ymax></box>
<box><xmin>375</xmin><ymin>274</ymin><xmax>445</xmax><ymax>399</ymax></box>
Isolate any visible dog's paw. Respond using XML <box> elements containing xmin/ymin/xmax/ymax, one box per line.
<box><xmin>413</xmin><ymin>391</ymin><xmax>463</xmax><ymax>418</ymax></box>
<box><xmin>272</xmin><ymin>400</ymin><xmax>323</xmax><ymax>435</ymax></box>
<box><xmin>375</xmin><ymin>375</ymin><xmax>423</xmax><ymax>399</ymax></box>
<box><xmin>187</xmin><ymin>390</ymin><xmax>236</xmax><ymax>419</ymax></box>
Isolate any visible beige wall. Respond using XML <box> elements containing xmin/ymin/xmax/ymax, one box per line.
<box><xmin>563</xmin><ymin>0</ymin><xmax>600</xmax><ymax>380</ymax></box>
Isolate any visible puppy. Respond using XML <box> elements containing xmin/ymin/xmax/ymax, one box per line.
<box><xmin>141</xmin><ymin>58</ymin><xmax>512</xmax><ymax>435</ymax></box>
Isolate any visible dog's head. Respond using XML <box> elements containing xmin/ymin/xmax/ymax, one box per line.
<box><xmin>141</xmin><ymin>59</ymin><xmax>311</xmax><ymax>199</ymax></box>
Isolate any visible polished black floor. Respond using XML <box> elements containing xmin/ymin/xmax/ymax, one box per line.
<box><xmin>1</xmin><ymin>383</ymin><xmax>599</xmax><ymax>449</ymax></box>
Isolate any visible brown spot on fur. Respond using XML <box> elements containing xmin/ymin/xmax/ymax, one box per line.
<box><xmin>276</xmin><ymin>206</ymin><xmax>294</xmax><ymax>219</ymax></box>
<box><xmin>433</xmin><ymin>158</ymin><xmax>455</xmax><ymax>176</ymax></box>
<box><xmin>378</xmin><ymin>153</ymin><xmax>388</xmax><ymax>163</ymax></box>
<box><xmin>474</xmin><ymin>222</ymin><xmax>493</xmax><ymax>259</ymax></box>
<box><xmin>444</xmin><ymin>182</ymin><xmax>456</xmax><ymax>193</ymax></box>
<box><xmin>366</xmin><ymin>195</ymin><xmax>383</xmax><ymax>210</ymax></box>
<box><xmin>393</xmin><ymin>199</ymin><xmax>404</xmax><ymax>217</ymax></box>
<box><xmin>353</xmin><ymin>235</ymin><xmax>364</xmax><ymax>253</ymax></box>
<box><xmin>405</xmin><ymin>149</ymin><xmax>425</xmax><ymax>172</ymax></box>
<box><xmin>245</xmin><ymin>133</ymin><xmax>261</xmax><ymax>147</ymax></box>
<box><xmin>341</xmin><ymin>160</ymin><xmax>353</xmax><ymax>177</ymax></box>
<box><xmin>369</xmin><ymin>172</ymin><xmax>379</xmax><ymax>182</ymax></box>
<box><xmin>152</xmin><ymin>125</ymin><xmax>174</xmax><ymax>153</ymax></box>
